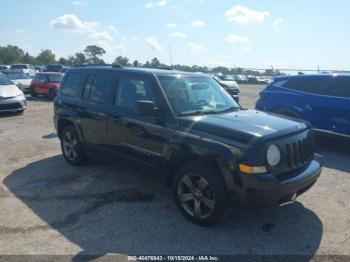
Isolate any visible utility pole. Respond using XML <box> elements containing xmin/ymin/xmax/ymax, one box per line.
<box><xmin>317</xmin><ymin>64</ymin><xmax>320</xmax><ymax>74</ymax></box>
<box><xmin>168</xmin><ymin>42</ymin><xmax>173</xmax><ymax>66</ymax></box>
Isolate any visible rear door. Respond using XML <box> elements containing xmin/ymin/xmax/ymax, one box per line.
<box><xmin>319</xmin><ymin>76</ymin><xmax>350</xmax><ymax>136</ymax></box>
<box><xmin>79</xmin><ymin>72</ymin><xmax>116</xmax><ymax>155</ymax></box>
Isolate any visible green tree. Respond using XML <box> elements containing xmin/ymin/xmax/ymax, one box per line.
<box><xmin>0</xmin><ymin>45</ymin><xmax>24</xmax><ymax>64</ymax></box>
<box><xmin>132</xmin><ymin>60</ymin><xmax>140</xmax><ymax>67</ymax></box>
<box><xmin>84</xmin><ymin>45</ymin><xmax>106</xmax><ymax>64</ymax></box>
<box><xmin>36</xmin><ymin>49</ymin><xmax>56</xmax><ymax>65</ymax></box>
<box><xmin>150</xmin><ymin>57</ymin><xmax>161</xmax><ymax>68</ymax></box>
<box><xmin>113</xmin><ymin>56</ymin><xmax>130</xmax><ymax>66</ymax></box>
<box><xmin>74</xmin><ymin>52</ymin><xmax>87</xmax><ymax>65</ymax></box>
<box><xmin>22</xmin><ymin>52</ymin><xmax>35</xmax><ymax>64</ymax></box>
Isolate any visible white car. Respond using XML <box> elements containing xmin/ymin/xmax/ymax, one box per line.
<box><xmin>4</xmin><ymin>71</ymin><xmax>32</xmax><ymax>93</ymax></box>
<box><xmin>0</xmin><ymin>73</ymin><xmax>26</xmax><ymax>113</ymax></box>
<box><xmin>10</xmin><ymin>64</ymin><xmax>36</xmax><ymax>76</ymax></box>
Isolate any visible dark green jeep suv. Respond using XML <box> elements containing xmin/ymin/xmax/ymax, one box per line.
<box><xmin>54</xmin><ymin>65</ymin><xmax>322</xmax><ymax>226</ymax></box>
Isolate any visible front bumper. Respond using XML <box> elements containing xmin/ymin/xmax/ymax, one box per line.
<box><xmin>0</xmin><ymin>96</ymin><xmax>26</xmax><ymax>112</ymax></box>
<box><xmin>236</xmin><ymin>153</ymin><xmax>323</xmax><ymax>208</ymax></box>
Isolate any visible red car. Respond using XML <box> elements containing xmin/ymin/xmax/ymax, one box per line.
<box><xmin>30</xmin><ymin>72</ymin><xmax>63</xmax><ymax>98</ymax></box>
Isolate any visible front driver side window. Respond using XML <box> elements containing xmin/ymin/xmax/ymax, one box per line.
<box><xmin>115</xmin><ymin>77</ymin><xmax>157</xmax><ymax>110</ymax></box>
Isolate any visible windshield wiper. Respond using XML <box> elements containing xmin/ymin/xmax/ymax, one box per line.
<box><xmin>179</xmin><ymin>107</ymin><xmax>239</xmax><ymax>117</ymax></box>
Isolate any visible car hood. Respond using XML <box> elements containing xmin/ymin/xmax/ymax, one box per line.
<box><xmin>48</xmin><ymin>82</ymin><xmax>60</xmax><ymax>88</ymax></box>
<box><xmin>12</xmin><ymin>79</ymin><xmax>31</xmax><ymax>86</ymax></box>
<box><xmin>0</xmin><ymin>84</ymin><xmax>22</xmax><ymax>98</ymax></box>
<box><xmin>178</xmin><ymin>109</ymin><xmax>308</xmax><ymax>145</ymax></box>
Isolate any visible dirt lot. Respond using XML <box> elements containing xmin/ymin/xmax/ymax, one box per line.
<box><xmin>0</xmin><ymin>85</ymin><xmax>349</xmax><ymax>259</ymax></box>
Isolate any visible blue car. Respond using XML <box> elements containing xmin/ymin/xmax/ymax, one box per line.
<box><xmin>256</xmin><ymin>74</ymin><xmax>350</xmax><ymax>137</ymax></box>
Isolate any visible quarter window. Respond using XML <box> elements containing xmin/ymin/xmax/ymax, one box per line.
<box><xmin>323</xmin><ymin>77</ymin><xmax>350</xmax><ymax>98</ymax></box>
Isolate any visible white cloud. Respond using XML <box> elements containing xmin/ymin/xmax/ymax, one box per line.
<box><xmin>145</xmin><ymin>0</ymin><xmax>167</xmax><ymax>8</ymax></box>
<box><xmin>170</xmin><ymin>32</ymin><xmax>187</xmax><ymax>38</ymax></box>
<box><xmin>89</xmin><ymin>31</ymin><xmax>114</xmax><ymax>42</ymax></box>
<box><xmin>146</xmin><ymin>37</ymin><xmax>163</xmax><ymax>52</ymax></box>
<box><xmin>225</xmin><ymin>34</ymin><xmax>251</xmax><ymax>44</ymax></box>
<box><xmin>166</xmin><ymin>23</ymin><xmax>178</xmax><ymax>28</ymax></box>
<box><xmin>49</xmin><ymin>14</ymin><xmax>98</xmax><ymax>33</ymax></box>
<box><xmin>225</xmin><ymin>5</ymin><xmax>270</xmax><ymax>24</ymax></box>
<box><xmin>72</xmin><ymin>0</ymin><xmax>87</xmax><ymax>6</ymax></box>
<box><xmin>191</xmin><ymin>20</ymin><xmax>206</xmax><ymax>27</ymax></box>
<box><xmin>186</xmin><ymin>43</ymin><xmax>207</xmax><ymax>52</ymax></box>
<box><xmin>50</xmin><ymin>14</ymin><xmax>114</xmax><ymax>45</ymax></box>
<box><xmin>273</xmin><ymin>17</ymin><xmax>283</xmax><ymax>31</ymax></box>
<box><xmin>107</xmin><ymin>25</ymin><xmax>118</xmax><ymax>33</ymax></box>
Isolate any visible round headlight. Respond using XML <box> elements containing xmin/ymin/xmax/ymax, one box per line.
<box><xmin>267</xmin><ymin>144</ymin><xmax>281</xmax><ymax>167</ymax></box>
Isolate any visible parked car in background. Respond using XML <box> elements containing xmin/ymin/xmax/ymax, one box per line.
<box><xmin>247</xmin><ymin>75</ymin><xmax>258</xmax><ymax>84</ymax></box>
<box><xmin>256</xmin><ymin>76</ymin><xmax>273</xmax><ymax>85</ymax></box>
<box><xmin>10</xmin><ymin>64</ymin><xmax>36</xmax><ymax>76</ymax></box>
<box><xmin>235</xmin><ymin>74</ymin><xmax>248</xmax><ymax>84</ymax></box>
<box><xmin>45</xmin><ymin>64</ymin><xmax>65</xmax><ymax>73</ymax></box>
<box><xmin>0</xmin><ymin>65</ymin><xmax>10</xmax><ymax>72</ymax></box>
<box><xmin>0</xmin><ymin>73</ymin><xmax>26</xmax><ymax>113</ymax></box>
<box><xmin>256</xmin><ymin>74</ymin><xmax>350</xmax><ymax>138</ymax></box>
<box><xmin>3</xmin><ymin>71</ymin><xmax>32</xmax><ymax>93</ymax></box>
<box><xmin>34</xmin><ymin>65</ymin><xmax>46</xmax><ymax>72</ymax></box>
<box><xmin>211</xmin><ymin>75</ymin><xmax>240</xmax><ymax>103</ymax></box>
<box><xmin>54</xmin><ymin>65</ymin><xmax>322</xmax><ymax>226</ymax></box>
<box><xmin>30</xmin><ymin>72</ymin><xmax>63</xmax><ymax>98</ymax></box>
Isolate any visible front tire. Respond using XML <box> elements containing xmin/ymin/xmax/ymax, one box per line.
<box><xmin>60</xmin><ymin>125</ymin><xmax>86</xmax><ymax>166</ymax></box>
<box><xmin>173</xmin><ymin>161</ymin><xmax>229</xmax><ymax>226</ymax></box>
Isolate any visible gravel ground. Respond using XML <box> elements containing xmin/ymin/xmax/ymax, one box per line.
<box><xmin>0</xmin><ymin>85</ymin><xmax>349</xmax><ymax>260</ymax></box>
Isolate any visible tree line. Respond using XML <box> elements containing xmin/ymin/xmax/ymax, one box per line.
<box><xmin>0</xmin><ymin>44</ymin><xmax>284</xmax><ymax>76</ymax></box>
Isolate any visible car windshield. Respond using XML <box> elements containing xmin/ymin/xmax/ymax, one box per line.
<box><xmin>159</xmin><ymin>76</ymin><xmax>240</xmax><ymax>116</ymax></box>
<box><xmin>0</xmin><ymin>74</ymin><xmax>13</xmax><ymax>85</ymax></box>
<box><xmin>6</xmin><ymin>73</ymin><xmax>31</xmax><ymax>80</ymax></box>
<box><xmin>48</xmin><ymin>74</ymin><xmax>63</xmax><ymax>83</ymax></box>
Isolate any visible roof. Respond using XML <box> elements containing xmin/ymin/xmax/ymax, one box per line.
<box><xmin>36</xmin><ymin>72</ymin><xmax>64</xmax><ymax>75</ymax></box>
<box><xmin>69</xmin><ymin>65</ymin><xmax>208</xmax><ymax>78</ymax></box>
<box><xmin>274</xmin><ymin>73</ymin><xmax>350</xmax><ymax>81</ymax></box>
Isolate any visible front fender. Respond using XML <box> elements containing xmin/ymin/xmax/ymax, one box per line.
<box><xmin>164</xmin><ymin>131</ymin><xmax>245</xmax><ymax>192</ymax></box>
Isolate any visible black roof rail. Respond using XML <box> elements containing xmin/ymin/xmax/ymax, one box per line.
<box><xmin>74</xmin><ymin>64</ymin><xmax>123</xmax><ymax>68</ymax></box>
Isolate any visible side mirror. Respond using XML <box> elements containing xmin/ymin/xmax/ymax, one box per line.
<box><xmin>135</xmin><ymin>100</ymin><xmax>157</xmax><ymax>116</ymax></box>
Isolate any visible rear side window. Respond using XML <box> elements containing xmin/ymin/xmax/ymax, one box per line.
<box><xmin>89</xmin><ymin>74</ymin><xmax>114</xmax><ymax>104</ymax></box>
<box><xmin>323</xmin><ymin>77</ymin><xmax>350</xmax><ymax>98</ymax></box>
<box><xmin>282</xmin><ymin>77</ymin><xmax>329</xmax><ymax>95</ymax></box>
<box><xmin>61</xmin><ymin>72</ymin><xmax>87</xmax><ymax>98</ymax></box>
<box><xmin>115</xmin><ymin>77</ymin><xmax>156</xmax><ymax>110</ymax></box>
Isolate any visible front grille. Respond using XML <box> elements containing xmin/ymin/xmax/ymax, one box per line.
<box><xmin>285</xmin><ymin>136</ymin><xmax>313</xmax><ymax>169</ymax></box>
<box><xmin>0</xmin><ymin>103</ymin><xmax>21</xmax><ymax>110</ymax></box>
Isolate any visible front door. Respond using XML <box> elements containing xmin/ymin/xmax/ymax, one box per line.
<box><xmin>106</xmin><ymin>75</ymin><xmax>168</xmax><ymax>174</ymax></box>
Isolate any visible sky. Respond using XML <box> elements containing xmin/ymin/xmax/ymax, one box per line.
<box><xmin>0</xmin><ymin>0</ymin><xmax>349</xmax><ymax>70</ymax></box>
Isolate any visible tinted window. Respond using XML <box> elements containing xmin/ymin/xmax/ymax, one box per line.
<box><xmin>61</xmin><ymin>72</ymin><xmax>86</xmax><ymax>98</ymax></box>
<box><xmin>37</xmin><ymin>74</ymin><xmax>48</xmax><ymax>83</ymax></box>
<box><xmin>88</xmin><ymin>74</ymin><xmax>114</xmax><ymax>104</ymax></box>
<box><xmin>115</xmin><ymin>77</ymin><xmax>156</xmax><ymax>109</ymax></box>
<box><xmin>283</xmin><ymin>77</ymin><xmax>329</xmax><ymax>95</ymax></box>
<box><xmin>0</xmin><ymin>74</ymin><xmax>13</xmax><ymax>85</ymax></box>
<box><xmin>323</xmin><ymin>77</ymin><xmax>350</xmax><ymax>98</ymax></box>
<box><xmin>11</xmin><ymin>65</ymin><xmax>27</xmax><ymax>69</ymax></box>
<box><xmin>48</xmin><ymin>74</ymin><xmax>63</xmax><ymax>83</ymax></box>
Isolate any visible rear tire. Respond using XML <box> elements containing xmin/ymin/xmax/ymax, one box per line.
<box><xmin>172</xmin><ymin>161</ymin><xmax>229</xmax><ymax>226</ymax></box>
<box><xmin>60</xmin><ymin>125</ymin><xmax>86</xmax><ymax>166</ymax></box>
<box><xmin>48</xmin><ymin>88</ymin><xmax>56</xmax><ymax>99</ymax></box>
